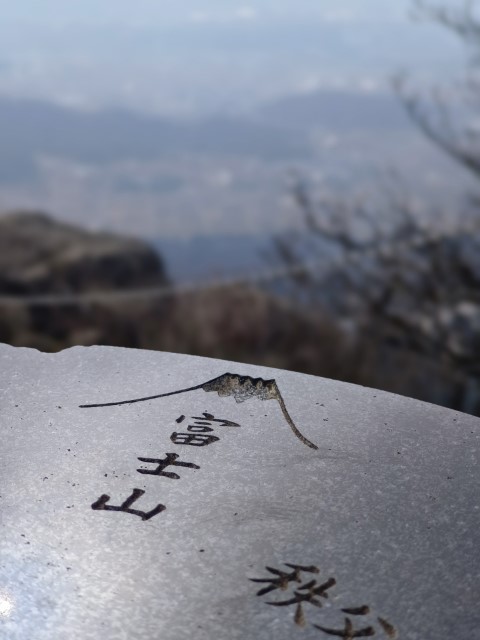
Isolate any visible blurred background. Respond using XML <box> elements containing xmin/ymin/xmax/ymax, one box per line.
<box><xmin>1</xmin><ymin>0</ymin><xmax>480</xmax><ymax>415</ymax></box>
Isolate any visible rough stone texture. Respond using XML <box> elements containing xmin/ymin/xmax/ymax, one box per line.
<box><xmin>0</xmin><ymin>211</ymin><xmax>167</xmax><ymax>294</ymax></box>
<box><xmin>0</xmin><ymin>344</ymin><xmax>479</xmax><ymax>639</ymax></box>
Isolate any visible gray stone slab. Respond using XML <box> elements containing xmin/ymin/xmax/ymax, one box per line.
<box><xmin>0</xmin><ymin>343</ymin><xmax>479</xmax><ymax>640</ymax></box>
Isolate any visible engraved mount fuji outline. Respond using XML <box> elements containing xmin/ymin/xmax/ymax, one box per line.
<box><xmin>79</xmin><ymin>373</ymin><xmax>318</xmax><ymax>450</ymax></box>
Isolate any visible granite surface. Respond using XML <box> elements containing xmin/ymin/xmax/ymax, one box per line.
<box><xmin>0</xmin><ymin>344</ymin><xmax>479</xmax><ymax>639</ymax></box>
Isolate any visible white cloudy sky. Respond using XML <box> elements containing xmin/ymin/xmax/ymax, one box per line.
<box><xmin>0</xmin><ymin>1</ymin><xmax>464</xmax><ymax>115</ymax></box>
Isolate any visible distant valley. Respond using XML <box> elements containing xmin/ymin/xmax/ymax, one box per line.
<box><xmin>153</xmin><ymin>234</ymin><xmax>274</xmax><ymax>282</ymax></box>
<box><xmin>0</xmin><ymin>89</ymin><xmax>473</xmax><ymax>263</ymax></box>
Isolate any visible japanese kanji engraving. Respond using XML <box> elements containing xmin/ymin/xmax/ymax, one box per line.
<box><xmin>91</xmin><ymin>411</ymin><xmax>240</xmax><ymax>520</ymax></box>
<box><xmin>91</xmin><ymin>489</ymin><xmax>166</xmax><ymax>521</ymax></box>
<box><xmin>136</xmin><ymin>453</ymin><xmax>200</xmax><ymax>479</ymax></box>
<box><xmin>251</xmin><ymin>563</ymin><xmax>398</xmax><ymax>638</ymax></box>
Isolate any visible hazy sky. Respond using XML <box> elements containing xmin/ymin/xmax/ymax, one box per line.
<box><xmin>0</xmin><ymin>1</ymin><xmax>463</xmax><ymax>116</ymax></box>
<box><xmin>1</xmin><ymin>2</ymin><xmax>411</xmax><ymax>26</ymax></box>
<box><xmin>0</xmin><ymin>1</ymin><xmax>471</xmax><ymax>241</ymax></box>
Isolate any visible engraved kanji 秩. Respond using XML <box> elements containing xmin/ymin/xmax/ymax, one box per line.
<box><xmin>91</xmin><ymin>488</ymin><xmax>165</xmax><ymax>520</ymax></box>
<box><xmin>251</xmin><ymin>564</ymin><xmax>335</xmax><ymax>628</ymax></box>
<box><xmin>251</xmin><ymin>562</ymin><xmax>397</xmax><ymax>637</ymax></box>
<box><xmin>251</xmin><ymin>563</ymin><xmax>320</xmax><ymax>596</ymax></box>
<box><xmin>267</xmin><ymin>577</ymin><xmax>337</xmax><ymax>628</ymax></box>
<box><xmin>267</xmin><ymin>577</ymin><xmax>337</xmax><ymax>608</ymax></box>
<box><xmin>137</xmin><ymin>453</ymin><xmax>200</xmax><ymax>479</ymax></box>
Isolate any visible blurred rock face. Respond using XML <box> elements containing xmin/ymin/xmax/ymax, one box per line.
<box><xmin>0</xmin><ymin>211</ymin><xmax>168</xmax><ymax>295</ymax></box>
<box><xmin>0</xmin><ymin>211</ymin><xmax>169</xmax><ymax>351</ymax></box>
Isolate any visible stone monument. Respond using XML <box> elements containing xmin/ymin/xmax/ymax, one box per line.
<box><xmin>1</xmin><ymin>343</ymin><xmax>479</xmax><ymax>639</ymax></box>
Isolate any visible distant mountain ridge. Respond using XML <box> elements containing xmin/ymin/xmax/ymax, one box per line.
<box><xmin>0</xmin><ymin>89</ymin><xmax>414</xmax><ymax>186</ymax></box>
<box><xmin>0</xmin><ymin>95</ymin><xmax>310</xmax><ymax>185</ymax></box>
<box><xmin>257</xmin><ymin>88</ymin><xmax>412</xmax><ymax>131</ymax></box>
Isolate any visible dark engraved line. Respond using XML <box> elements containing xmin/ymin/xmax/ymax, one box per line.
<box><xmin>120</xmin><ymin>489</ymin><xmax>142</xmax><ymax>510</ymax></box>
<box><xmin>297</xmin><ymin>577</ymin><xmax>336</xmax><ymax>594</ymax></box>
<box><xmin>79</xmin><ymin>373</ymin><xmax>318</xmax><ymax>450</ymax></box>
<box><xmin>91</xmin><ymin>493</ymin><xmax>113</xmax><ymax>510</ymax></box>
<box><xmin>294</xmin><ymin>603</ymin><xmax>306</xmax><ymax>627</ymax></box>
<box><xmin>377</xmin><ymin>617</ymin><xmax>397</xmax><ymax>639</ymax></box>
<box><xmin>170</xmin><ymin>431</ymin><xmax>220</xmax><ymax>446</ymax></box>
<box><xmin>251</xmin><ymin>563</ymin><xmax>311</xmax><ymax>596</ymax></box>
<box><xmin>313</xmin><ymin>618</ymin><xmax>375</xmax><ymax>638</ymax></box>
<box><xmin>341</xmin><ymin>606</ymin><xmax>371</xmax><ymax>616</ymax></box>
<box><xmin>276</xmin><ymin>392</ymin><xmax>317</xmax><ymax>450</ymax></box>
<box><xmin>91</xmin><ymin>489</ymin><xmax>166</xmax><ymax>520</ymax></box>
<box><xmin>187</xmin><ymin>424</ymin><xmax>214</xmax><ymax>433</ymax></box>
<box><xmin>79</xmin><ymin>381</ymin><xmax>207</xmax><ymax>408</ymax></box>
<box><xmin>136</xmin><ymin>453</ymin><xmax>200</xmax><ymax>479</ymax></box>
<box><xmin>192</xmin><ymin>413</ymin><xmax>240</xmax><ymax>427</ymax></box>
<box><xmin>266</xmin><ymin>577</ymin><xmax>336</xmax><ymax>608</ymax></box>
<box><xmin>283</xmin><ymin>563</ymin><xmax>320</xmax><ymax>574</ymax></box>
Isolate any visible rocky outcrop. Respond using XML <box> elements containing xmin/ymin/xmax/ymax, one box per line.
<box><xmin>0</xmin><ymin>211</ymin><xmax>167</xmax><ymax>295</ymax></box>
<box><xmin>0</xmin><ymin>211</ymin><xmax>169</xmax><ymax>350</ymax></box>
